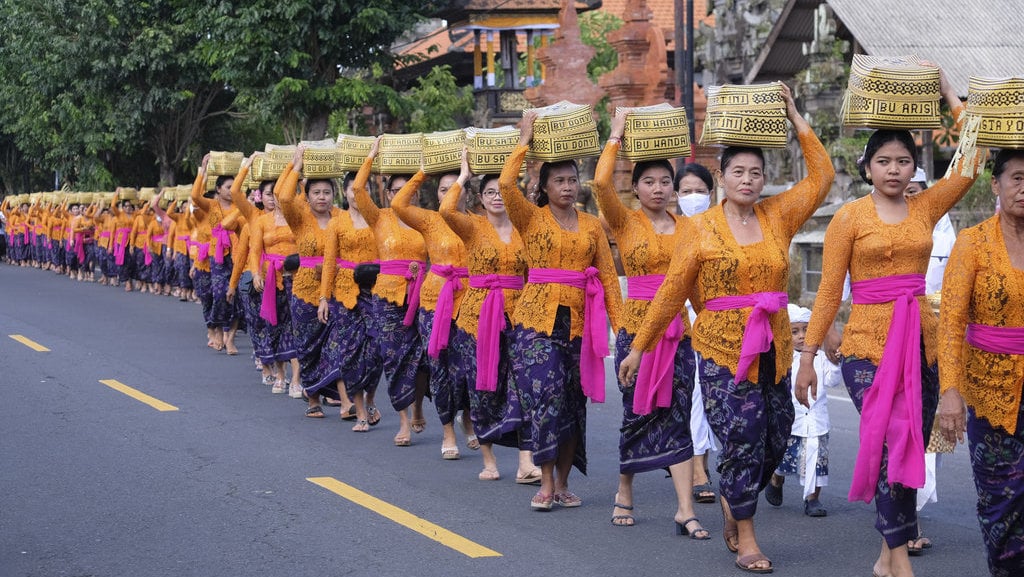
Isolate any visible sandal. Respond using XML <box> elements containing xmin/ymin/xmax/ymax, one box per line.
<box><xmin>367</xmin><ymin>406</ymin><xmax>381</xmax><ymax>426</ymax></box>
<box><xmin>675</xmin><ymin>517</ymin><xmax>710</xmax><ymax>540</ymax></box>
<box><xmin>611</xmin><ymin>503</ymin><xmax>635</xmax><ymax>527</ymax></box>
<box><xmin>530</xmin><ymin>491</ymin><xmax>554</xmax><ymax>511</ymax></box>
<box><xmin>735</xmin><ymin>553</ymin><xmax>773</xmax><ymax>574</ymax></box>
<box><xmin>466</xmin><ymin>434</ymin><xmax>480</xmax><ymax>451</ymax></box>
<box><xmin>553</xmin><ymin>491</ymin><xmax>582</xmax><ymax>508</ymax></box>
<box><xmin>515</xmin><ymin>469</ymin><xmax>543</xmax><ymax>485</ymax></box>
<box><xmin>394</xmin><ymin>434</ymin><xmax>411</xmax><ymax>447</ymax></box>
<box><xmin>339</xmin><ymin>405</ymin><xmax>357</xmax><ymax>421</ymax></box>
<box><xmin>478</xmin><ymin>468</ymin><xmax>501</xmax><ymax>481</ymax></box>
<box><xmin>352</xmin><ymin>420</ymin><xmax>369</xmax><ymax>432</ymax></box>
<box><xmin>692</xmin><ymin>482</ymin><xmax>716</xmax><ymax>504</ymax></box>
<box><xmin>305</xmin><ymin>405</ymin><xmax>325</xmax><ymax>418</ymax></box>
<box><xmin>441</xmin><ymin>445</ymin><xmax>461</xmax><ymax>460</ymax></box>
<box><xmin>411</xmin><ymin>418</ymin><xmax>427</xmax><ymax>434</ymax></box>
<box><xmin>764</xmin><ymin>479</ymin><xmax>783</xmax><ymax>507</ymax></box>
<box><xmin>721</xmin><ymin>497</ymin><xmax>739</xmax><ymax>553</ymax></box>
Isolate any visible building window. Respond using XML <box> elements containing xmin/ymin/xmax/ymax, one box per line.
<box><xmin>802</xmin><ymin>244</ymin><xmax>823</xmax><ymax>294</ymax></box>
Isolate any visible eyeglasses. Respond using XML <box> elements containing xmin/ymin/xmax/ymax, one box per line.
<box><xmin>481</xmin><ymin>189</ymin><xmax>501</xmax><ymax>199</ymax></box>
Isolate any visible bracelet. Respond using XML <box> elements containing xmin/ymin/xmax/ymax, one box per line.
<box><xmin>606</xmin><ymin>137</ymin><xmax>621</xmax><ymax>146</ymax></box>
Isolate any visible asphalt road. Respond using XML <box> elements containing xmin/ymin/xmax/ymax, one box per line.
<box><xmin>0</xmin><ymin>264</ymin><xmax>990</xmax><ymax>577</ymax></box>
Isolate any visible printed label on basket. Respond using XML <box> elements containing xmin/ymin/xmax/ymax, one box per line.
<box><xmin>336</xmin><ymin>135</ymin><xmax>377</xmax><ymax>172</ymax></box>
<box><xmin>207</xmin><ymin>151</ymin><xmax>244</xmax><ymax>176</ymax></box>
<box><xmin>967</xmin><ymin>76</ymin><xmax>1024</xmax><ymax>148</ymax></box>
<box><xmin>842</xmin><ymin>54</ymin><xmax>941</xmax><ymax>129</ymax></box>
<box><xmin>617</xmin><ymin>103</ymin><xmax>692</xmax><ymax>161</ymax></box>
<box><xmin>423</xmin><ymin>129</ymin><xmax>465</xmax><ymax>174</ymax></box>
<box><xmin>466</xmin><ymin>127</ymin><xmax>520</xmax><ymax>173</ymax></box>
<box><xmin>378</xmin><ymin>134</ymin><xmax>423</xmax><ymax>174</ymax></box>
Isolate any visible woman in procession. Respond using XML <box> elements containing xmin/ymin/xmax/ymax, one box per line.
<box><xmin>276</xmin><ymin>147</ymin><xmax>348</xmax><ymax>417</ymax></box>
<box><xmin>439</xmin><ymin>153</ymin><xmax>541</xmax><ymax>483</ymax></box>
<box><xmin>795</xmin><ymin>64</ymin><xmax>974</xmax><ymax>577</ymax></box>
<box><xmin>319</xmin><ymin>172</ymin><xmax>383</xmax><ymax>431</ymax></box>
<box><xmin>352</xmin><ymin>140</ymin><xmax>430</xmax><ymax>447</ymax></box>
<box><xmin>595</xmin><ymin>109</ymin><xmax>708</xmax><ymax>538</ymax></box>
<box><xmin>620</xmin><ymin>83</ymin><xmax>834</xmax><ymax>573</ymax></box>
<box><xmin>938</xmin><ymin>148</ymin><xmax>1024</xmax><ymax>577</ymax></box>
<box><xmin>391</xmin><ymin>166</ymin><xmax>476</xmax><ymax>459</ymax></box>
<box><xmin>502</xmin><ymin>110</ymin><xmax>623</xmax><ymax>511</ymax></box>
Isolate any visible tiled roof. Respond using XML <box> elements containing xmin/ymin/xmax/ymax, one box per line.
<box><xmin>747</xmin><ymin>0</ymin><xmax>1024</xmax><ymax>97</ymax></box>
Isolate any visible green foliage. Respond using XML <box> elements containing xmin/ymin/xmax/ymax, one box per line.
<box><xmin>579</xmin><ymin>11</ymin><xmax>623</xmax><ymax>80</ymax></box>
<box><xmin>954</xmin><ymin>167</ymin><xmax>995</xmax><ymax>228</ymax></box>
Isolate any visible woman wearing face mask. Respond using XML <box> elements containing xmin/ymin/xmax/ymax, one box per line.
<box><xmin>352</xmin><ymin>139</ymin><xmax>430</xmax><ymax>447</ymax></box>
<box><xmin>504</xmin><ymin>111</ymin><xmax>623</xmax><ymax>511</ymax></box>
<box><xmin>276</xmin><ymin>146</ymin><xmax>347</xmax><ymax>418</ymax></box>
<box><xmin>620</xmin><ymin>83</ymin><xmax>833</xmax><ymax>573</ymax></box>
<box><xmin>676</xmin><ymin>163</ymin><xmax>714</xmax><ymax>218</ymax></box>
<box><xmin>440</xmin><ymin>153</ymin><xmax>541</xmax><ymax>484</ymax></box>
<box><xmin>795</xmin><ymin>64</ymin><xmax>973</xmax><ymax>577</ymax></box>
<box><xmin>593</xmin><ymin>110</ymin><xmax>708</xmax><ymax>538</ymax></box>
<box><xmin>939</xmin><ymin>148</ymin><xmax>1024</xmax><ymax>577</ymax></box>
<box><xmin>674</xmin><ymin>161</ymin><xmax>720</xmax><ymax>505</ymax></box>
<box><xmin>319</xmin><ymin>173</ymin><xmax>383</xmax><ymax>431</ymax></box>
<box><xmin>391</xmin><ymin>168</ymin><xmax>475</xmax><ymax>459</ymax></box>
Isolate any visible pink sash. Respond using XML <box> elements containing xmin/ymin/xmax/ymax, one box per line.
<box><xmin>113</xmin><ymin>228</ymin><xmax>131</xmax><ymax>265</ymax></box>
<box><xmin>427</xmin><ymin>264</ymin><xmax>469</xmax><ymax>358</ymax></box>
<box><xmin>704</xmin><ymin>291</ymin><xmax>788</xmax><ymax>384</ymax></box>
<box><xmin>966</xmin><ymin>323</ymin><xmax>1024</xmax><ymax>354</ymax></box>
<box><xmin>527</xmin><ymin>267</ymin><xmax>609</xmax><ymax>403</ymax></box>
<box><xmin>848</xmin><ymin>273</ymin><xmax>926</xmax><ymax>503</ymax></box>
<box><xmin>379</xmin><ymin>259</ymin><xmax>426</xmax><ymax>327</ymax></box>
<box><xmin>260</xmin><ymin>253</ymin><xmax>289</xmax><ymax>325</ymax></box>
<box><xmin>211</xmin><ymin>224</ymin><xmax>231</xmax><ymax>264</ymax></box>
<box><xmin>469</xmin><ymin>274</ymin><xmax>524</xmax><ymax>391</ymax></box>
<box><xmin>628</xmin><ymin>275</ymin><xmax>685</xmax><ymax>415</ymax></box>
<box><xmin>73</xmin><ymin>232</ymin><xmax>86</xmax><ymax>263</ymax></box>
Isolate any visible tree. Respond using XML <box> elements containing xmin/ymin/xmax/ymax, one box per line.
<box><xmin>197</xmin><ymin>0</ymin><xmax>446</xmax><ymax>142</ymax></box>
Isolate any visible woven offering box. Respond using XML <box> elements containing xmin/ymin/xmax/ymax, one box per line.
<box><xmin>79</xmin><ymin>192</ymin><xmax>94</xmax><ymax>204</ymax></box>
<box><xmin>263</xmin><ymin>144</ymin><xmax>296</xmax><ymax>179</ymax></box>
<box><xmin>139</xmin><ymin>187</ymin><xmax>157</xmax><ymax>203</ymax></box>
<box><xmin>204</xmin><ymin>175</ymin><xmax>217</xmax><ymax>192</ymax></box>
<box><xmin>422</xmin><ymin>129</ymin><xmax>465</xmax><ymax>174</ymax></box>
<box><xmin>377</xmin><ymin>133</ymin><xmax>423</xmax><ymax>174</ymax></box>
<box><xmin>119</xmin><ymin>188</ymin><xmax>139</xmax><ymax>201</ymax></box>
<box><xmin>617</xmin><ymin>103</ymin><xmax>692</xmax><ymax>161</ymax></box>
<box><xmin>207</xmin><ymin>151</ymin><xmax>244</xmax><ymax>176</ymax></box>
<box><xmin>525</xmin><ymin>101</ymin><xmax>601</xmax><ymax>162</ymax></box>
<box><xmin>967</xmin><ymin>76</ymin><xmax>1024</xmax><ymax>148</ymax></box>
<box><xmin>249</xmin><ymin>154</ymin><xmax>268</xmax><ymax>182</ymax></box>
<box><xmin>241</xmin><ymin>170</ymin><xmax>260</xmax><ymax>191</ymax></box>
<box><xmin>301</xmin><ymin>139</ymin><xmax>343</xmax><ymax>179</ymax></box>
<box><xmin>841</xmin><ymin>55</ymin><xmax>941</xmax><ymax>129</ymax></box>
<box><xmin>336</xmin><ymin>135</ymin><xmax>378</xmax><ymax>173</ymax></box>
<box><xmin>174</xmin><ymin>185</ymin><xmax>191</xmax><ymax>203</ymax></box>
<box><xmin>702</xmin><ymin>82</ymin><xmax>788</xmax><ymax>148</ymax></box>
<box><xmin>465</xmin><ymin>126</ymin><xmax>520</xmax><ymax>174</ymax></box>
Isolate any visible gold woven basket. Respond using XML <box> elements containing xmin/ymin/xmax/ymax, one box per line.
<box><xmin>204</xmin><ymin>175</ymin><xmax>218</xmax><ymax>193</ymax></box>
<box><xmin>701</xmin><ymin>82</ymin><xmax>788</xmax><ymax>148</ymax></box>
<box><xmin>119</xmin><ymin>188</ymin><xmax>139</xmax><ymax>201</ymax></box>
<box><xmin>336</xmin><ymin>135</ymin><xmax>378</xmax><ymax>173</ymax></box>
<box><xmin>465</xmin><ymin>126</ymin><xmax>520</xmax><ymax>174</ymax></box>
<box><xmin>616</xmin><ymin>103</ymin><xmax>692</xmax><ymax>161</ymax></box>
<box><xmin>263</xmin><ymin>144</ymin><xmax>297</xmax><ymax>180</ymax></box>
<box><xmin>139</xmin><ymin>187</ymin><xmax>157</xmax><ymax>203</ymax></box>
<box><xmin>525</xmin><ymin>101</ymin><xmax>601</xmax><ymax>162</ymax></box>
<box><xmin>174</xmin><ymin>186</ymin><xmax>191</xmax><ymax>203</ymax></box>
<box><xmin>966</xmin><ymin>76</ymin><xmax>1024</xmax><ymax>149</ymax></box>
<box><xmin>301</xmin><ymin>139</ymin><xmax>344</xmax><ymax>179</ymax></box>
<box><xmin>378</xmin><ymin>133</ymin><xmax>423</xmax><ymax>175</ymax></box>
<box><xmin>207</xmin><ymin>151</ymin><xmax>244</xmax><ymax>177</ymax></box>
<box><xmin>422</xmin><ymin>129</ymin><xmax>465</xmax><ymax>174</ymax></box>
<box><xmin>841</xmin><ymin>55</ymin><xmax>941</xmax><ymax>129</ymax></box>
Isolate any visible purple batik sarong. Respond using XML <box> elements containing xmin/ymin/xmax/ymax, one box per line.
<box><xmin>210</xmin><ymin>255</ymin><xmax>236</xmax><ymax>329</ymax></box>
<box><xmin>509</xmin><ymin>306</ymin><xmax>587</xmax><ymax>473</ymax></box>
<box><xmin>332</xmin><ymin>292</ymin><xmax>382</xmax><ymax>396</ymax></box>
<box><xmin>841</xmin><ymin>351</ymin><xmax>938</xmax><ymax>549</ymax></box>
<box><xmin>418</xmin><ymin>308</ymin><xmax>465</xmax><ymax>426</ymax></box>
<box><xmin>373</xmin><ymin>295</ymin><xmax>425</xmax><ymax>411</ymax></box>
<box><xmin>700</xmin><ymin>347</ymin><xmax>794</xmax><ymax>521</ymax></box>
<box><xmin>614</xmin><ymin>329</ymin><xmax>695</xmax><ymax>475</ymax></box>
<box><xmin>289</xmin><ymin>294</ymin><xmax>341</xmax><ymax>398</ymax></box>
<box><xmin>451</xmin><ymin>327</ymin><xmax>521</xmax><ymax>448</ymax></box>
<box><xmin>193</xmin><ymin>269</ymin><xmax>214</xmax><ymax>327</ymax></box>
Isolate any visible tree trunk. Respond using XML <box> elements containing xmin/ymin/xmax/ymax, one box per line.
<box><xmin>303</xmin><ymin>110</ymin><xmax>330</xmax><ymax>142</ymax></box>
<box><xmin>159</xmin><ymin>161</ymin><xmax>176</xmax><ymax>187</ymax></box>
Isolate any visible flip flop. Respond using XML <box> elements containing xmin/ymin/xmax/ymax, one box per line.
<box><xmin>411</xmin><ymin>418</ymin><xmax>426</xmax><ymax>434</ymax></box>
<box><xmin>721</xmin><ymin>497</ymin><xmax>739</xmax><ymax>553</ymax></box>
<box><xmin>305</xmin><ymin>405</ymin><xmax>325</xmax><ymax>419</ymax></box>
<box><xmin>441</xmin><ymin>446</ymin><xmax>460</xmax><ymax>460</ymax></box>
<box><xmin>339</xmin><ymin>405</ymin><xmax>357</xmax><ymax>421</ymax></box>
<box><xmin>367</xmin><ymin>406</ymin><xmax>381</xmax><ymax>426</ymax></box>
<box><xmin>478</xmin><ymin>468</ymin><xmax>501</xmax><ymax>481</ymax></box>
<box><xmin>515</xmin><ymin>469</ymin><xmax>543</xmax><ymax>485</ymax></box>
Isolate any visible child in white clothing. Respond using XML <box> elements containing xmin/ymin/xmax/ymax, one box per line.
<box><xmin>765</xmin><ymin>304</ymin><xmax>842</xmax><ymax>516</ymax></box>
